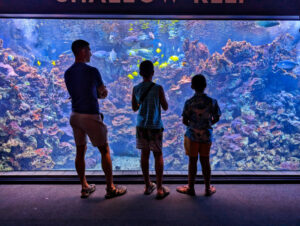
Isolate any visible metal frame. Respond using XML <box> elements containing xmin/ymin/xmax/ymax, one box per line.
<box><xmin>0</xmin><ymin>14</ymin><xmax>299</xmax><ymax>20</ymax></box>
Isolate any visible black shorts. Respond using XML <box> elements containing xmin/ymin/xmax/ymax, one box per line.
<box><xmin>136</xmin><ymin>127</ymin><xmax>163</xmax><ymax>152</ymax></box>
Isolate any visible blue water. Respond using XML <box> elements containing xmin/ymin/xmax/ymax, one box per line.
<box><xmin>0</xmin><ymin>19</ymin><xmax>299</xmax><ymax>171</ymax></box>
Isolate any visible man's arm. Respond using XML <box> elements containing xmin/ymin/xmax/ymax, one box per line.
<box><xmin>159</xmin><ymin>86</ymin><xmax>168</xmax><ymax>111</ymax></box>
<box><xmin>131</xmin><ymin>89</ymin><xmax>139</xmax><ymax>112</ymax></box>
<box><xmin>97</xmin><ymin>84</ymin><xmax>108</xmax><ymax>99</ymax></box>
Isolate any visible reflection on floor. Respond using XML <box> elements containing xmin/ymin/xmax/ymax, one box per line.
<box><xmin>0</xmin><ymin>184</ymin><xmax>299</xmax><ymax>226</ymax></box>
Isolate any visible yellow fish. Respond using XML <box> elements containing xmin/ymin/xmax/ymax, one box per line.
<box><xmin>142</xmin><ymin>58</ymin><xmax>146</xmax><ymax>61</ymax></box>
<box><xmin>153</xmin><ymin>61</ymin><xmax>159</xmax><ymax>67</ymax></box>
<box><xmin>51</xmin><ymin>61</ymin><xmax>56</xmax><ymax>66</ymax></box>
<box><xmin>159</xmin><ymin>62</ymin><xmax>169</xmax><ymax>69</ymax></box>
<box><xmin>128</xmin><ymin>27</ymin><xmax>133</xmax><ymax>32</ymax></box>
<box><xmin>132</xmin><ymin>71</ymin><xmax>138</xmax><ymax>76</ymax></box>
<box><xmin>156</xmin><ymin>48</ymin><xmax>162</xmax><ymax>54</ymax></box>
<box><xmin>161</xmin><ymin>54</ymin><xmax>164</xmax><ymax>58</ymax></box>
<box><xmin>153</xmin><ymin>79</ymin><xmax>158</xmax><ymax>83</ymax></box>
<box><xmin>127</xmin><ymin>74</ymin><xmax>134</xmax><ymax>79</ymax></box>
<box><xmin>37</xmin><ymin>61</ymin><xmax>41</xmax><ymax>66</ymax></box>
<box><xmin>169</xmin><ymin>55</ymin><xmax>179</xmax><ymax>62</ymax></box>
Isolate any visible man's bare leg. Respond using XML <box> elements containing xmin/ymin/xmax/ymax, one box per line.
<box><xmin>141</xmin><ymin>148</ymin><xmax>151</xmax><ymax>188</ymax></box>
<box><xmin>153</xmin><ymin>152</ymin><xmax>164</xmax><ymax>194</ymax></box>
<box><xmin>97</xmin><ymin>143</ymin><xmax>114</xmax><ymax>190</ymax></box>
<box><xmin>75</xmin><ymin>144</ymin><xmax>89</xmax><ymax>189</ymax></box>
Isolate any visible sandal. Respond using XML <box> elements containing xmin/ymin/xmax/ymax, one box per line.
<box><xmin>105</xmin><ymin>185</ymin><xmax>127</xmax><ymax>199</ymax></box>
<box><xmin>144</xmin><ymin>183</ymin><xmax>156</xmax><ymax>195</ymax></box>
<box><xmin>176</xmin><ymin>185</ymin><xmax>196</xmax><ymax>196</ymax></box>
<box><xmin>205</xmin><ymin>185</ymin><xmax>216</xmax><ymax>196</ymax></box>
<box><xmin>156</xmin><ymin>186</ymin><xmax>170</xmax><ymax>200</ymax></box>
<box><xmin>81</xmin><ymin>184</ymin><xmax>96</xmax><ymax>199</ymax></box>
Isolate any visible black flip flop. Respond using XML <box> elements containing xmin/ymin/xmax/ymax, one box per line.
<box><xmin>81</xmin><ymin>184</ymin><xmax>96</xmax><ymax>199</ymax></box>
<box><xmin>144</xmin><ymin>183</ymin><xmax>156</xmax><ymax>195</ymax></box>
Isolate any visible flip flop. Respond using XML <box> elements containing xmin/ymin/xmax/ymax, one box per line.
<box><xmin>105</xmin><ymin>185</ymin><xmax>127</xmax><ymax>199</ymax></box>
<box><xmin>156</xmin><ymin>186</ymin><xmax>170</xmax><ymax>200</ymax></box>
<box><xmin>176</xmin><ymin>185</ymin><xmax>196</xmax><ymax>196</ymax></box>
<box><xmin>81</xmin><ymin>184</ymin><xmax>96</xmax><ymax>199</ymax></box>
<box><xmin>205</xmin><ymin>185</ymin><xmax>216</xmax><ymax>196</ymax></box>
<box><xmin>144</xmin><ymin>183</ymin><xmax>157</xmax><ymax>195</ymax></box>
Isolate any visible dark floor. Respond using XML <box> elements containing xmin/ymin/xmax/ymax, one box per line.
<box><xmin>0</xmin><ymin>184</ymin><xmax>299</xmax><ymax>226</ymax></box>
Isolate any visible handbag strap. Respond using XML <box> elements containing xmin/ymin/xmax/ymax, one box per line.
<box><xmin>139</xmin><ymin>82</ymin><xmax>155</xmax><ymax>104</ymax></box>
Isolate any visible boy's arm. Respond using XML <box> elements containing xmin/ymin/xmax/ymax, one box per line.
<box><xmin>182</xmin><ymin>101</ymin><xmax>189</xmax><ymax>126</ymax></box>
<box><xmin>159</xmin><ymin>86</ymin><xmax>168</xmax><ymax>111</ymax></box>
<box><xmin>131</xmin><ymin>89</ymin><xmax>139</xmax><ymax>112</ymax></box>
<box><xmin>182</xmin><ymin>116</ymin><xmax>189</xmax><ymax>126</ymax></box>
<box><xmin>211</xmin><ymin>99</ymin><xmax>221</xmax><ymax>125</ymax></box>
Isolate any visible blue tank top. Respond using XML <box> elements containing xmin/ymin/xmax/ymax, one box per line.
<box><xmin>133</xmin><ymin>82</ymin><xmax>163</xmax><ymax>129</ymax></box>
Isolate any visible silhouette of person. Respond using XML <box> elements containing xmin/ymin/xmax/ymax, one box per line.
<box><xmin>177</xmin><ymin>74</ymin><xmax>221</xmax><ymax>196</ymax></box>
<box><xmin>64</xmin><ymin>40</ymin><xmax>126</xmax><ymax>199</ymax></box>
<box><xmin>131</xmin><ymin>60</ymin><xmax>170</xmax><ymax>199</ymax></box>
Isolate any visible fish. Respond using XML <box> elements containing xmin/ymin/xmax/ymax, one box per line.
<box><xmin>123</xmin><ymin>36</ymin><xmax>139</xmax><ymax>44</ymax></box>
<box><xmin>156</xmin><ymin>48</ymin><xmax>162</xmax><ymax>54</ymax></box>
<box><xmin>128</xmin><ymin>27</ymin><xmax>133</xmax><ymax>32</ymax></box>
<box><xmin>277</xmin><ymin>60</ymin><xmax>298</xmax><ymax>71</ymax></box>
<box><xmin>109</xmin><ymin>49</ymin><xmax>117</xmax><ymax>62</ymax></box>
<box><xmin>181</xmin><ymin>62</ymin><xmax>187</xmax><ymax>67</ymax></box>
<box><xmin>128</xmin><ymin>74</ymin><xmax>134</xmax><ymax>79</ymax></box>
<box><xmin>93</xmin><ymin>50</ymin><xmax>109</xmax><ymax>58</ymax></box>
<box><xmin>168</xmin><ymin>55</ymin><xmax>179</xmax><ymax>62</ymax></box>
<box><xmin>149</xmin><ymin>32</ymin><xmax>155</xmax><ymax>39</ymax></box>
<box><xmin>24</xmin><ymin>81</ymin><xmax>30</xmax><ymax>86</ymax></box>
<box><xmin>8</xmin><ymin>55</ymin><xmax>14</xmax><ymax>61</ymax></box>
<box><xmin>159</xmin><ymin>62</ymin><xmax>169</xmax><ymax>69</ymax></box>
<box><xmin>161</xmin><ymin>54</ymin><xmax>164</xmax><ymax>58</ymax></box>
<box><xmin>255</xmin><ymin>21</ymin><xmax>280</xmax><ymax>28</ymax></box>
<box><xmin>132</xmin><ymin>71</ymin><xmax>138</xmax><ymax>76</ymax></box>
<box><xmin>141</xmin><ymin>22</ymin><xmax>150</xmax><ymax>29</ymax></box>
<box><xmin>153</xmin><ymin>61</ymin><xmax>160</xmax><ymax>67</ymax></box>
<box><xmin>51</xmin><ymin>61</ymin><xmax>56</xmax><ymax>66</ymax></box>
<box><xmin>37</xmin><ymin>60</ymin><xmax>41</xmax><ymax>66</ymax></box>
<box><xmin>158</xmin><ymin>42</ymin><xmax>162</xmax><ymax>47</ymax></box>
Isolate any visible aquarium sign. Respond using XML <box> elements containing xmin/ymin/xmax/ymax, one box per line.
<box><xmin>56</xmin><ymin>0</ymin><xmax>244</xmax><ymax>3</ymax></box>
<box><xmin>0</xmin><ymin>0</ymin><xmax>299</xmax><ymax>16</ymax></box>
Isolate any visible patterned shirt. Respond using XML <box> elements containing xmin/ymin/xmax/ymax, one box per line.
<box><xmin>133</xmin><ymin>81</ymin><xmax>163</xmax><ymax>129</ymax></box>
<box><xmin>182</xmin><ymin>93</ymin><xmax>221</xmax><ymax>143</ymax></box>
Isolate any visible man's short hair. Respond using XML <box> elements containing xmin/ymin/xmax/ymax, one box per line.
<box><xmin>139</xmin><ymin>60</ymin><xmax>154</xmax><ymax>78</ymax></box>
<box><xmin>71</xmin><ymin>40</ymin><xmax>89</xmax><ymax>56</ymax></box>
<box><xmin>191</xmin><ymin>74</ymin><xmax>207</xmax><ymax>92</ymax></box>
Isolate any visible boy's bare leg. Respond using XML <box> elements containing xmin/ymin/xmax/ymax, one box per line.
<box><xmin>200</xmin><ymin>156</ymin><xmax>211</xmax><ymax>190</ymax></box>
<box><xmin>75</xmin><ymin>145</ymin><xmax>89</xmax><ymax>189</ymax></box>
<box><xmin>97</xmin><ymin>143</ymin><xmax>114</xmax><ymax>190</ymax></box>
<box><xmin>141</xmin><ymin>148</ymin><xmax>151</xmax><ymax>188</ymax></box>
<box><xmin>153</xmin><ymin>152</ymin><xmax>164</xmax><ymax>193</ymax></box>
<box><xmin>188</xmin><ymin>156</ymin><xmax>198</xmax><ymax>190</ymax></box>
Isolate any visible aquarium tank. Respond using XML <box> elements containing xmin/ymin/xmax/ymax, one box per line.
<box><xmin>0</xmin><ymin>19</ymin><xmax>299</xmax><ymax>171</ymax></box>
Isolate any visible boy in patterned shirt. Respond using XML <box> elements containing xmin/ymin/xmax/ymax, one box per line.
<box><xmin>177</xmin><ymin>74</ymin><xmax>221</xmax><ymax>196</ymax></box>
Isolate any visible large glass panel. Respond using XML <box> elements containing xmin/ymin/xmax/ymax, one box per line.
<box><xmin>0</xmin><ymin>19</ymin><xmax>299</xmax><ymax>171</ymax></box>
